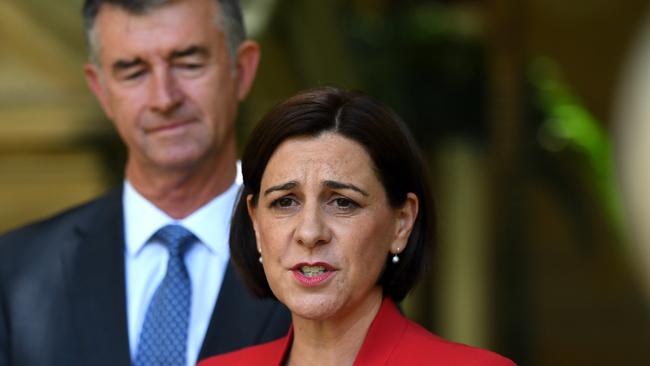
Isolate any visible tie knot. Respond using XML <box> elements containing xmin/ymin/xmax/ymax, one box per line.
<box><xmin>153</xmin><ymin>224</ymin><xmax>196</xmax><ymax>257</ymax></box>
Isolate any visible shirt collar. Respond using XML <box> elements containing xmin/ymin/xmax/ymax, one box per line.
<box><xmin>123</xmin><ymin>163</ymin><xmax>243</xmax><ymax>258</ymax></box>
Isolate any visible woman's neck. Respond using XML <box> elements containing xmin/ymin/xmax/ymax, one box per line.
<box><xmin>286</xmin><ymin>288</ymin><xmax>384</xmax><ymax>366</ymax></box>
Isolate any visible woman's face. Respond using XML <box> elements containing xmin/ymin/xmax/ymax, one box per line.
<box><xmin>248</xmin><ymin>132</ymin><xmax>417</xmax><ymax>321</ymax></box>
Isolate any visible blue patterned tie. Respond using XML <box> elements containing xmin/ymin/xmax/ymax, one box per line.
<box><xmin>135</xmin><ymin>225</ymin><xmax>196</xmax><ymax>366</ymax></box>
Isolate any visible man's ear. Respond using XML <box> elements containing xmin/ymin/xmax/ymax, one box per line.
<box><xmin>234</xmin><ymin>40</ymin><xmax>261</xmax><ymax>101</ymax></box>
<box><xmin>391</xmin><ymin>193</ymin><xmax>419</xmax><ymax>253</ymax></box>
<box><xmin>84</xmin><ymin>63</ymin><xmax>114</xmax><ymax>119</ymax></box>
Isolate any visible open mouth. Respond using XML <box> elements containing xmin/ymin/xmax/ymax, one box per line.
<box><xmin>300</xmin><ymin>265</ymin><xmax>328</xmax><ymax>277</ymax></box>
<box><xmin>291</xmin><ymin>262</ymin><xmax>336</xmax><ymax>286</ymax></box>
<box><xmin>291</xmin><ymin>262</ymin><xmax>338</xmax><ymax>287</ymax></box>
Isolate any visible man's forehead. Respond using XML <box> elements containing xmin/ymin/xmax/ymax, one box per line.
<box><xmin>94</xmin><ymin>0</ymin><xmax>223</xmax><ymax>60</ymax></box>
<box><xmin>94</xmin><ymin>0</ymin><xmax>221</xmax><ymax>39</ymax></box>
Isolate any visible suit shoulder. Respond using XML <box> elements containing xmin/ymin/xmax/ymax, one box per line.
<box><xmin>198</xmin><ymin>336</ymin><xmax>287</xmax><ymax>366</ymax></box>
<box><xmin>0</xmin><ymin>188</ymin><xmax>120</xmax><ymax>255</ymax></box>
<box><xmin>396</xmin><ymin>320</ymin><xmax>517</xmax><ymax>365</ymax></box>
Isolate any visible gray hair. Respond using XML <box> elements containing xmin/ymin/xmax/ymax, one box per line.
<box><xmin>82</xmin><ymin>0</ymin><xmax>246</xmax><ymax>65</ymax></box>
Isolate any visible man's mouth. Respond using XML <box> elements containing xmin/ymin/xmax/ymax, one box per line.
<box><xmin>148</xmin><ymin>120</ymin><xmax>194</xmax><ymax>133</ymax></box>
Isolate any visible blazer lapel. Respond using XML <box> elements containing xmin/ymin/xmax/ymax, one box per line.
<box><xmin>65</xmin><ymin>187</ymin><xmax>132</xmax><ymax>366</ymax></box>
<box><xmin>353</xmin><ymin>298</ymin><xmax>406</xmax><ymax>365</ymax></box>
<box><xmin>198</xmin><ymin>261</ymin><xmax>280</xmax><ymax>358</ymax></box>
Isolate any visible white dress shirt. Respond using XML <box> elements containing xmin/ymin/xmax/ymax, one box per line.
<box><xmin>123</xmin><ymin>170</ymin><xmax>242</xmax><ymax>366</ymax></box>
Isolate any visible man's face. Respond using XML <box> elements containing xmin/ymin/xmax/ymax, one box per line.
<box><xmin>85</xmin><ymin>0</ymin><xmax>258</xmax><ymax>173</ymax></box>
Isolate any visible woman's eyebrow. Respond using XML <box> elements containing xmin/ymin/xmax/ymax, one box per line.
<box><xmin>323</xmin><ymin>180</ymin><xmax>369</xmax><ymax>196</ymax></box>
<box><xmin>263</xmin><ymin>181</ymin><xmax>297</xmax><ymax>196</ymax></box>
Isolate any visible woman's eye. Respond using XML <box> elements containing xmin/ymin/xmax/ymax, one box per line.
<box><xmin>271</xmin><ymin>197</ymin><xmax>297</xmax><ymax>209</ymax></box>
<box><xmin>332</xmin><ymin>197</ymin><xmax>359</xmax><ymax>210</ymax></box>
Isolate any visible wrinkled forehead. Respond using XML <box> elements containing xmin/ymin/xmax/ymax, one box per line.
<box><xmin>98</xmin><ymin>1</ymin><xmax>220</xmax><ymax>35</ymax></box>
<box><xmin>92</xmin><ymin>0</ymin><xmax>224</xmax><ymax>60</ymax></box>
<box><xmin>261</xmin><ymin>134</ymin><xmax>378</xmax><ymax>188</ymax></box>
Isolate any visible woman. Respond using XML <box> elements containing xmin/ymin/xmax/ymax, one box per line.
<box><xmin>199</xmin><ymin>87</ymin><xmax>516</xmax><ymax>365</ymax></box>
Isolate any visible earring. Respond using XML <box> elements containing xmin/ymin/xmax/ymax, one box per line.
<box><xmin>259</xmin><ymin>255</ymin><xmax>263</xmax><ymax>264</ymax></box>
<box><xmin>392</xmin><ymin>248</ymin><xmax>400</xmax><ymax>264</ymax></box>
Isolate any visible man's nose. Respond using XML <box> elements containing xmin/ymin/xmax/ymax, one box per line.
<box><xmin>149</xmin><ymin>68</ymin><xmax>182</xmax><ymax>113</ymax></box>
<box><xmin>293</xmin><ymin>203</ymin><xmax>331</xmax><ymax>248</ymax></box>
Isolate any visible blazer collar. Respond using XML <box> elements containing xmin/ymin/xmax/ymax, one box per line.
<box><xmin>66</xmin><ymin>186</ymin><xmax>132</xmax><ymax>366</ymax></box>
<box><xmin>353</xmin><ymin>297</ymin><xmax>407</xmax><ymax>365</ymax></box>
<box><xmin>62</xmin><ymin>186</ymin><xmax>284</xmax><ymax>364</ymax></box>
<box><xmin>266</xmin><ymin>297</ymin><xmax>406</xmax><ymax>366</ymax></box>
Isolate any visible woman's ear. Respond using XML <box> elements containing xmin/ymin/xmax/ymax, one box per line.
<box><xmin>246</xmin><ymin>194</ymin><xmax>262</xmax><ymax>251</ymax></box>
<box><xmin>391</xmin><ymin>193</ymin><xmax>419</xmax><ymax>253</ymax></box>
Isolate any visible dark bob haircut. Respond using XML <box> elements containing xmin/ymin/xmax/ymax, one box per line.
<box><xmin>230</xmin><ymin>86</ymin><xmax>435</xmax><ymax>302</ymax></box>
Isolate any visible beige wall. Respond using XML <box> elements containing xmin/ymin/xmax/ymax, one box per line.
<box><xmin>0</xmin><ymin>1</ymin><xmax>111</xmax><ymax>232</ymax></box>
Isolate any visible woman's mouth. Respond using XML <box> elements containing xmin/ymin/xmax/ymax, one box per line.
<box><xmin>300</xmin><ymin>265</ymin><xmax>327</xmax><ymax>277</ymax></box>
<box><xmin>291</xmin><ymin>262</ymin><xmax>336</xmax><ymax>287</ymax></box>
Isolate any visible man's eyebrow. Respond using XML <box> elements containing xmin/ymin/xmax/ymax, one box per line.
<box><xmin>323</xmin><ymin>180</ymin><xmax>369</xmax><ymax>196</ymax></box>
<box><xmin>264</xmin><ymin>181</ymin><xmax>297</xmax><ymax>196</ymax></box>
<box><xmin>170</xmin><ymin>45</ymin><xmax>208</xmax><ymax>59</ymax></box>
<box><xmin>112</xmin><ymin>58</ymin><xmax>144</xmax><ymax>72</ymax></box>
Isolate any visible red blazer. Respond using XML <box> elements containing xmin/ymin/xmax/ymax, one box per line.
<box><xmin>199</xmin><ymin>297</ymin><xmax>516</xmax><ymax>365</ymax></box>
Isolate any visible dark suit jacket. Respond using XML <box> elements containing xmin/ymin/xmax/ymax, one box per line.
<box><xmin>199</xmin><ymin>297</ymin><xmax>516</xmax><ymax>366</ymax></box>
<box><xmin>0</xmin><ymin>187</ymin><xmax>291</xmax><ymax>366</ymax></box>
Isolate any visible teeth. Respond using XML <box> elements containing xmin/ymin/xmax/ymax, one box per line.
<box><xmin>301</xmin><ymin>265</ymin><xmax>326</xmax><ymax>277</ymax></box>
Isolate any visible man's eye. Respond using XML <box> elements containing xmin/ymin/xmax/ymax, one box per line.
<box><xmin>177</xmin><ymin>63</ymin><xmax>203</xmax><ymax>70</ymax></box>
<box><xmin>124</xmin><ymin>69</ymin><xmax>146</xmax><ymax>80</ymax></box>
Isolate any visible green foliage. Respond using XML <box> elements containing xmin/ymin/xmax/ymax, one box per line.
<box><xmin>531</xmin><ymin>57</ymin><xmax>625</xmax><ymax>235</ymax></box>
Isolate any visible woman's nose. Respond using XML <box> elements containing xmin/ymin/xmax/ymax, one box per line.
<box><xmin>294</xmin><ymin>204</ymin><xmax>331</xmax><ymax>248</ymax></box>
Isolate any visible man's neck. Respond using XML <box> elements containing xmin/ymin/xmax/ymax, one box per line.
<box><xmin>125</xmin><ymin>155</ymin><xmax>237</xmax><ymax>220</ymax></box>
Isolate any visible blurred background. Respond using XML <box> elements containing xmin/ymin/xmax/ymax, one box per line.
<box><xmin>2</xmin><ymin>0</ymin><xmax>650</xmax><ymax>364</ymax></box>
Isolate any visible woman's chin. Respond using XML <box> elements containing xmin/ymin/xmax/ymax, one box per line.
<box><xmin>285</xmin><ymin>295</ymin><xmax>342</xmax><ymax>321</ymax></box>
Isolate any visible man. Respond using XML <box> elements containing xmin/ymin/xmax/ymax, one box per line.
<box><xmin>0</xmin><ymin>0</ymin><xmax>290</xmax><ymax>365</ymax></box>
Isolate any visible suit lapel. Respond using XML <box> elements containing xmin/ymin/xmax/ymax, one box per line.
<box><xmin>65</xmin><ymin>187</ymin><xmax>132</xmax><ymax>366</ymax></box>
<box><xmin>198</xmin><ymin>261</ymin><xmax>279</xmax><ymax>358</ymax></box>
